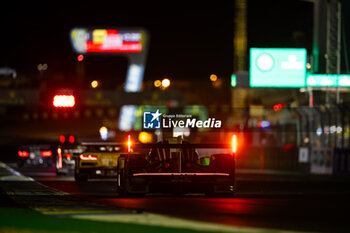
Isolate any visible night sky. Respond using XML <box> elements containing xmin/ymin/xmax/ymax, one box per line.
<box><xmin>0</xmin><ymin>0</ymin><xmax>328</xmax><ymax>86</ymax></box>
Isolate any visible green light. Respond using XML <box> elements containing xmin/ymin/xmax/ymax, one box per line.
<box><xmin>250</xmin><ymin>48</ymin><xmax>307</xmax><ymax>87</ymax></box>
<box><xmin>231</xmin><ymin>74</ymin><xmax>237</xmax><ymax>87</ymax></box>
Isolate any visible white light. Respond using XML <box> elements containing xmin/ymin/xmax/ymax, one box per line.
<box><xmin>316</xmin><ymin>127</ymin><xmax>322</xmax><ymax>136</ymax></box>
<box><xmin>162</xmin><ymin>78</ymin><xmax>171</xmax><ymax>88</ymax></box>
<box><xmin>70</xmin><ymin>28</ymin><xmax>88</xmax><ymax>54</ymax></box>
<box><xmin>330</xmin><ymin>125</ymin><xmax>336</xmax><ymax>134</ymax></box>
<box><xmin>339</xmin><ymin>76</ymin><xmax>350</xmax><ymax>86</ymax></box>
<box><xmin>260</xmin><ymin>120</ymin><xmax>271</xmax><ymax>129</ymax></box>
<box><xmin>53</xmin><ymin>95</ymin><xmax>75</xmax><ymax>107</ymax></box>
<box><xmin>125</xmin><ymin>64</ymin><xmax>143</xmax><ymax>92</ymax></box>
<box><xmin>118</xmin><ymin>105</ymin><xmax>137</xmax><ymax>131</ymax></box>
<box><xmin>256</xmin><ymin>54</ymin><xmax>274</xmax><ymax>71</ymax></box>
<box><xmin>337</xmin><ymin>126</ymin><xmax>343</xmax><ymax>133</ymax></box>
<box><xmin>99</xmin><ymin>126</ymin><xmax>108</xmax><ymax>141</ymax></box>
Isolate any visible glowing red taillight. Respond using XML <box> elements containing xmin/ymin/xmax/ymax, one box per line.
<box><xmin>59</xmin><ymin>135</ymin><xmax>65</xmax><ymax>143</ymax></box>
<box><xmin>41</xmin><ymin>150</ymin><xmax>52</xmax><ymax>157</ymax></box>
<box><xmin>79</xmin><ymin>154</ymin><xmax>97</xmax><ymax>161</ymax></box>
<box><xmin>53</xmin><ymin>95</ymin><xmax>75</xmax><ymax>108</ymax></box>
<box><xmin>68</xmin><ymin>135</ymin><xmax>75</xmax><ymax>144</ymax></box>
<box><xmin>18</xmin><ymin>150</ymin><xmax>29</xmax><ymax>157</ymax></box>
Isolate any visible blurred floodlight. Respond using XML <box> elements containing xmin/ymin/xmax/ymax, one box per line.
<box><xmin>306</xmin><ymin>62</ymin><xmax>311</xmax><ymax>70</ymax></box>
<box><xmin>138</xmin><ymin>131</ymin><xmax>153</xmax><ymax>143</ymax></box>
<box><xmin>210</xmin><ymin>74</ymin><xmax>218</xmax><ymax>82</ymax></box>
<box><xmin>99</xmin><ymin>126</ymin><xmax>108</xmax><ymax>141</ymax></box>
<box><xmin>161</xmin><ymin>78</ymin><xmax>171</xmax><ymax>88</ymax></box>
<box><xmin>154</xmin><ymin>80</ymin><xmax>162</xmax><ymax>87</ymax></box>
<box><xmin>91</xmin><ymin>80</ymin><xmax>99</xmax><ymax>88</ymax></box>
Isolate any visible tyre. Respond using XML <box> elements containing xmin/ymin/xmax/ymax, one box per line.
<box><xmin>74</xmin><ymin>172</ymin><xmax>88</xmax><ymax>182</ymax></box>
<box><xmin>56</xmin><ymin>159</ymin><xmax>67</xmax><ymax>176</ymax></box>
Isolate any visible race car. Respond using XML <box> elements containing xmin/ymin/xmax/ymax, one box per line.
<box><xmin>116</xmin><ymin>136</ymin><xmax>237</xmax><ymax>196</ymax></box>
<box><xmin>55</xmin><ymin>135</ymin><xmax>84</xmax><ymax>175</ymax></box>
<box><xmin>17</xmin><ymin>143</ymin><xmax>56</xmax><ymax>168</ymax></box>
<box><xmin>74</xmin><ymin>139</ymin><xmax>140</xmax><ymax>182</ymax></box>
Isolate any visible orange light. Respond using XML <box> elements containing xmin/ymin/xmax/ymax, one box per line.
<box><xmin>210</xmin><ymin>74</ymin><xmax>218</xmax><ymax>82</ymax></box>
<box><xmin>127</xmin><ymin>134</ymin><xmax>132</xmax><ymax>153</ymax></box>
<box><xmin>41</xmin><ymin>150</ymin><xmax>52</xmax><ymax>157</ymax></box>
<box><xmin>79</xmin><ymin>154</ymin><xmax>97</xmax><ymax>161</ymax></box>
<box><xmin>154</xmin><ymin>80</ymin><xmax>162</xmax><ymax>87</ymax></box>
<box><xmin>232</xmin><ymin>134</ymin><xmax>237</xmax><ymax>154</ymax></box>
<box><xmin>68</xmin><ymin>135</ymin><xmax>75</xmax><ymax>144</ymax></box>
<box><xmin>91</xmin><ymin>80</ymin><xmax>99</xmax><ymax>88</ymax></box>
<box><xmin>53</xmin><ymin>95</ymin><xmax>75</xmax><ymax>108</ymax></box>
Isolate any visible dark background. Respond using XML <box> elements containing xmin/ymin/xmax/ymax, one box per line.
<box><xmin>3</xmin><ymin>0</ymin><xmax>348</xmax><ymax>86</ymax></box>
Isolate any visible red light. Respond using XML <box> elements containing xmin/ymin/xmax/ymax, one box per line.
<box><xmin>186</xmin><ymin>162</ymin><xmax>191</xmax><ymax>168</ymax></box>
<box><xmin>77</xmin><ymin>54</ymin><xmax>84</xmax><ymax>62</ymax></box>
<box><xmin>164</xmin><ymin>162</ymin><xmax>170</xmax><ymax>168</ymax></box>
<box><xmin>232</xmin><ymin>134</ymin><xmax>237</xmax><ymax>154</ymax></box>
<box><xmin>53</xmin><ymin>95</ymin><xmax>75</xmax><ymax>108</ymax></box>
<box><xmin>68</xmin><ymin>135</ymin><xmax>75</xmax><ymax>144</ymax></box>
<box><xmin>273</xmin><ymin>103</ymin><xmax>283</xmax><ymax>112</ymax></box>
<box><xmin>79</xmin><ymin>154</ymin><xmax>97</xmax><ymax>161</ymax></box>
<box><xmin>59</xmin><ymin>135</ymin><xmax>65</xmax><ymax>143</ymax></box>
<box><xmin>18</xmin><ymin>150</ymin><xmax>29</xmax><ymax>157</ymax></box>
<box><xmin>57</xmin><ymin>147</ymin><xmax>62</xmax><ymax>169</ymax></box>
<box><xmin>66</xmin><ymin>153</ymin><xmax>72</xmax><ymax>159</ymax></box>
<box><xmin>281</xmin><ymin>144</ymin><xmax>296</xmax><ymax>151</ymax></box>
<box><xmin>41</xmin><ymin>150</ymin><xmax>52</xmax><ymax>157</ymax></box>
<box><xmin>127</xmin><ymin>134</ymin><xmax>132</xmax><ymax>153</ymax></box>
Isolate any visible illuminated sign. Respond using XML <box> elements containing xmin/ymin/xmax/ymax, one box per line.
<box><xmin>70</xmin><ymin>28</ymin><xmax>144</xmax><ymax>54</ymax></box>
<box><xmin>306</xmin><ymin>74</ymin><xmax>350</xmax><ymax>87</ymax></box>
<box><xmin>70</xmin><ymin>27</ymin><xmax>149</xmax><ymax>132</ymax></box>
<box><xmin>250</xmin><ymin>48</ymin><xmax>307</xmax><ymax>87</ymax></box>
